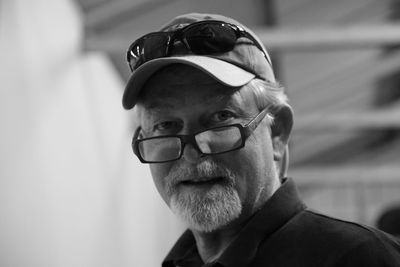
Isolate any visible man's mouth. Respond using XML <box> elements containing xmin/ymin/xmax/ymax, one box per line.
<box><xmin>180</xmin><ymin>176</ymin><xmax>226</xmax><ymax>186</ymax></box>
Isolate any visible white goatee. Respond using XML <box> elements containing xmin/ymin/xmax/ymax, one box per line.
<box><xmin>166</xmin><ymin>160</ymin><xmax>242</xmax><ymax>232</ymax></box>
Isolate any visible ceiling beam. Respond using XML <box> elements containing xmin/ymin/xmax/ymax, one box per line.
<box><xmin>84</xmin><ymin>0</ymin><xmax>172</xmax><ymax>31</ymax></box>
<box><xmin>85</xmin><ymin>23</ymin><xmax>400</xmax><ymax>52</ymax></box>
<box><xmin>254</xmin><ymin>23</ymin><xmax>400</xmax><ymax>51</ymax></box>
<box><xmin>294</xmin><ymin>102</ymin><xmax>400</xmax><ymax>132</ymax></box>
<box><xmin>291</xmin><ymin>165</ymin><xmax>400</xmax><ymax>186</ymax></box>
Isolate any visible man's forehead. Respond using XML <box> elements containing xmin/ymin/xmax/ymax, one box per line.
<box><xmin>141</xmin><ymin>89</ymin><xmax>239</xmax><ymax>111</ymax></box>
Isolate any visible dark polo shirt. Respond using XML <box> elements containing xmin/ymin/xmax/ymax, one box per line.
<box><xmin>163</xmin><ymin>178</ymin><xmax>400</xmax><ymax>267</ymax></box>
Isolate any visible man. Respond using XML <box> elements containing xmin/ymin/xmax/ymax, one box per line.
<box><xmin>122</xmin><ymin>13</ymin><xmax>400</xmax><ymax>266</ymax></box>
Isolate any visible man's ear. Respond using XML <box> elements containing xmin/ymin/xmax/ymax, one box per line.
<box><xmin>270</xmin><ymin>104</ymin><xmax>294</xmax><ymax>161</ymax></box>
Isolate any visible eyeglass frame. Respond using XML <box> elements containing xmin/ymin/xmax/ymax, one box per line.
<box><xmin>131</xmin><ymin>108</ymin><xmax>271</xmax><ymax>163</ymax></box>
<box><xmin>126</xmin><ymin>20</ymin><xmax>271</xmax><ymax>71</ymax></box>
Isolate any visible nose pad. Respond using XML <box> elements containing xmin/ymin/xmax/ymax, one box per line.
<box><xmin>182</xmin><ymin>144</ymin><xmax>202</xmax><ymax>163</ymax></box>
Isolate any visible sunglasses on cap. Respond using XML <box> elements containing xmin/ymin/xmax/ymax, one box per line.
<box><xmin>126</xmin><ymin>20</ymin><xmax>270</xmax><ymax>71</ymax></box>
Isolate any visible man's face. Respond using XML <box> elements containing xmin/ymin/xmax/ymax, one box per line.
<box><xmin>137</xmin><ymin>65</ymin><xmax>280</xmax><ymax>232</ymax></box>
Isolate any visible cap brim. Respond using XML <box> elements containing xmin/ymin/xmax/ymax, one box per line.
<box><xmin>122</xmin><ymin>55</ymin><xmax>256</xmax><ymax>109</ymax></box>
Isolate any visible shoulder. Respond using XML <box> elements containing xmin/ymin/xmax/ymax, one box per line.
<box><xmin>298</xmin><ymin>209</ymin><xmax>400</xmax><ymax>266</ymax></box>
<box><xmin>295</xmin><ymin>209</ymin><xmax>399</xmax><ymax>245</ymax></box>
<box><xmin>256</xmin><ymin>208</ymin><xmax>400</xmax><ymax>266</ymax></box>
<box><xmin>300</xmin><ymin>209</ymin><xmax>398</xmax><ymax>241</ymax></box>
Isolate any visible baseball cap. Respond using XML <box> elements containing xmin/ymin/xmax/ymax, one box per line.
<box><xmin>122</xmin><ymin>13</ymin><xmax>276</xmax><ymax>110</ymax></box>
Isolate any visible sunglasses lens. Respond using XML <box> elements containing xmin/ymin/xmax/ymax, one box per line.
<box><xmin>184</xmin><ymin>24</ymin><xmax>237</xmax><ymax>54</ymax></box>
<box><xmin>128</xmin><ymin>34</ymin><xmax>170</xmax><ymax>70</ymax></box>
<box><xmin>127</xmin><ymin>42</ymin><xmax>142</xmax><ymax>70</ymax></box>
<box><xmin>126</xmin><ymin>22</ymin><xmax>246</xmax><ymax>71</ymax></box>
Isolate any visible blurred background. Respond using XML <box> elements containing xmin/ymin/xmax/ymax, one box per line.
<box><xmin>1</xmin><ymin>0</ymin><xmax>400</xmax><ymax>266</ymax></box>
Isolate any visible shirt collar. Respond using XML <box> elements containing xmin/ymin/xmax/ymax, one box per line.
<box><xmin>163</xmin><ymin>178</ymin><xmax>306</xmax><ymax>267</ymax></box>
<box><xmin>163</xmin><ymin>230</ymin><xmax>201</xmax><ymax>267</ymax></box>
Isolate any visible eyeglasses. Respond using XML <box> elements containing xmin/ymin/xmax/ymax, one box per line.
<box><xmin>132</xmin><ymin>108</ymin><xmax>270</xmax><ymax>163</ymax></box>
<box><xmin>126</xmin><ymin>20</ymin><xmax>270</xmax><ymax>71</ymax></box>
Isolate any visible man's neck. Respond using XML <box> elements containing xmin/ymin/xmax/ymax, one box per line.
<box><xmin>191</xmin><ymin>225</ymin><xmax>240</xmax><ymax>263</ymax></box>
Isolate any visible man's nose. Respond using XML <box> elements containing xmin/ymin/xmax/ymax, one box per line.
<box><xmin>181</xmin><ymin>144</ymin><xmax>202</xmax><ymax>164</ymax></box>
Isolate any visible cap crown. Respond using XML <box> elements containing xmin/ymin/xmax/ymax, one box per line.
<box><xmin>159</xmin><ymin>13</ymin><xmax>274</xmax><ymax>82</ymax></box>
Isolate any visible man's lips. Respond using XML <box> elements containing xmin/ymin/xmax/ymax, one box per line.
<box><xmin>179</xmin><ymin>176</ymin><xmax>226</xmax><ymax>186</ymax></box>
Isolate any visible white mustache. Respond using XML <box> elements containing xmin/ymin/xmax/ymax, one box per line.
<box><xmin>165</xmin><ymin>160</ymin><xmax>236</xmax><ymax>194</ymax></box>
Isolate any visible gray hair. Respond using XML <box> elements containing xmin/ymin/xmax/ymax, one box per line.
<box><xmin>245</xmin><ymin>79</ymin><xmax>289</xmax><ymax>113</ymax></box>
<box><xmin>244</xmin><ymin>79</ymin><xmax>291</xmax><ymax>178</ymax></box>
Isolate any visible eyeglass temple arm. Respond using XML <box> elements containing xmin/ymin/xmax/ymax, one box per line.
<box><xmin>242</xmin><ymin>108</ymin><xmax>269</xmax><ymax>137</ymax></box>
<box><xmin>131</xmin><ymin>127</ymin><xmax>142</xmax><ymax>156</ymax></box>
<box><xmin>233</xmin><ymin>24</ymin><xmax>271</xmax><ymax>66</ymax></box>
<box><xmin>279</xmin><ymin>145</ymin><xmax>289</xmax><ymax>179</ymax></box>
<box><xmin>133</xmin><ymin>127</ymin><xmax>142</xmax><ymax>140</ymax></box>
<box><xmin>242</xmin><ymin>109</ymin><xmax>288</xmax><ymax>178</ymax></box>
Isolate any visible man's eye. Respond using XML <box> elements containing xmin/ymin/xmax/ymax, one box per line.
<box><xmin>153</xmin><ymin>121</ymin><xmax>178</xmax><ymax>132</ymax></box>
<box><xmin>210</xmin><ymin>110</ymin><xmax>235</xmax><ymax>123</ymax></box>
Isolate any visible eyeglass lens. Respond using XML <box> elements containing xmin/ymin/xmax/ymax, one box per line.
<box><xmin>184</xmin><ymin>24</ymin><xmax>237</xmax><ymax>54</ymax></box>
<box><xmin>195</xmin><ymin>126</ymin><xmax>242</xmax><ymax>153</ymax></box>
<box><xmin>142</xmin><ymin>34</ymin><xmax>170</xmax><ymax>61</ymax></box>
<box><xmin>138</xmin><ymin>136</ymin><xmax>182</xmax><ymax>162</ymax></box>
<box><xmin>130</xmin><ymin>34</ymin><xmax>171</xmax><ymax>69</ymax></box>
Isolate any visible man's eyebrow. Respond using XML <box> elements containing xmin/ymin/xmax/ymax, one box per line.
<box><xmin>213</xmin><ymin>93</ymin><xmax>253</xmax><ymax>117</ymax></box>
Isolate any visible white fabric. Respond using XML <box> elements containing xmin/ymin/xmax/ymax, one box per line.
<box><xmin>0</xmin><ymin>0</ymin><xmax>183</xmax><ymax>266</ymax></box>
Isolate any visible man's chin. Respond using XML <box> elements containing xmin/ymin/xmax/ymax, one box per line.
<box><xmin>169</xmin><ymin>184</ymin><xmax>242</xmax><ymax>233</ymax></box>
